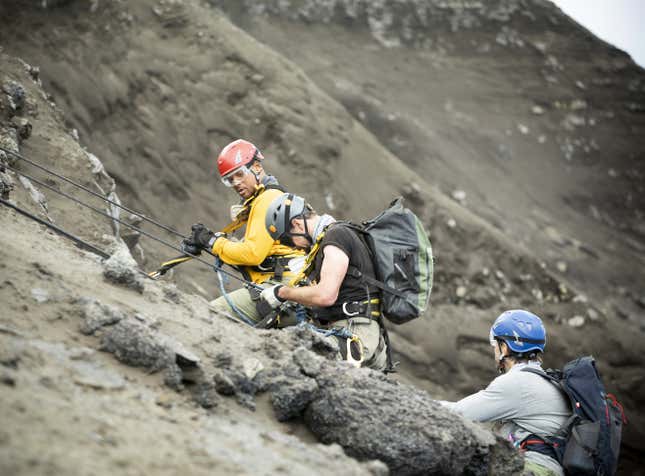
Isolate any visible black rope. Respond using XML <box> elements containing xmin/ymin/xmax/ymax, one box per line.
<box><xmin>0</xmin><ymin>145</ymin><xmax>184</xmax><ymax>237</ymax></box>
<box><xmin>0</xmin><ymin>197</ymin><xmax>110</xmax><ymax>259</ymax></box>
<box><xmin>4</xmin><ymin>162</ymin><xmax>261</xmax><ymax>289</ymax></box>
<box><xmin>7</xmin><ymin>163</ymin><xmax>191</xmax><ymax>253</ymax></box>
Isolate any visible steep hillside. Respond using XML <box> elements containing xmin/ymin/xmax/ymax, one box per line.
<box><xmin>211</xmin><ymin>1</ymin><xmax>645</xmax><ymax>322</ymax></box>
<box><xmin>0</xmin><ymin>212</ymin><xmax>384</xmax><ymax>476</ymax></box>
<box><xmin>1</xmin><ymin>49</ymin><xmax>523</xmax><ymax>476</ymax></box>
<box><xmin>211</xmin><ymin>0</ymin><xmax>645</xmax><ymax>341</ymax></box>
<box><xmin>1</xmin><ymin>0</ymin><xmax>644</xmax><ymax>473</ymax></box>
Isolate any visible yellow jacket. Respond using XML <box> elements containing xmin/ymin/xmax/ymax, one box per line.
<box><xmin>211</xmin><ymin>186</ymin><xmax>303</xmax><ymax>284</ymax></box>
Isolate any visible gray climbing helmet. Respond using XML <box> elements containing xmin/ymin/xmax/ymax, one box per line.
<box><xmin>265</xmin><ymin>193</ymin><xmax>308</xmax><ymax>241</ymax></box>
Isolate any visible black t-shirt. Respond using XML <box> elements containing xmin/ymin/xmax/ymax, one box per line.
<box><xmin>309</xmin><ymin>224</ymin><xmax>380</xmax><ymax>317</ymax></box>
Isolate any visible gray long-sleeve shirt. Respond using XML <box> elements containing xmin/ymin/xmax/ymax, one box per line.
<box><xmin>439</xmin><ymin>361</ymin><xmax>571</xmax><ymax>475</ymax></box>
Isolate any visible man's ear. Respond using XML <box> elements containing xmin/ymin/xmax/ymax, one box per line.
<box><xmin>290</xmin><ymin>217</ymin><xmax>303</xmax><ymax>232</ymax></box>
<box><xmin>500</xmin><ymin>341</ymin><xmax>510</xmax><ymax>356</ymax></box>
<box><xmin>251</xmin><ymin>161</ymin><xmax>263</xmax><ymax>174</ymax></box>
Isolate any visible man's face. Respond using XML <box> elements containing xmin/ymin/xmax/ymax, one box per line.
<box><xmin>286</xmin><ymin>218</ymin><xmax>310</xmax><ymax>249</ymax></box>
<box><xmin>223</xmin><ymin>165</ymin><xmax>258</xmax><ymax>199</ymax></box>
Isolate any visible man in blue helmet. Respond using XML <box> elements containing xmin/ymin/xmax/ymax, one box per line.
<box><xmin>439</xmin><ymin>310</ymin><xmax>571</xmax><ymax>476</ymax></box>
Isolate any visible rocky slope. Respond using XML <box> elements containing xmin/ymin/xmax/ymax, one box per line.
<box><xmin>211</xmin><ymin>0</ymin><xmax>645</xmax><ymax>344</ymax></box>
<box><xmin>1</xmin><ymin>0</ymin><xmax>644</xmax><ymax>473</ymax></box>
<box><xmin>1</xmin><ymin>49</ymin><xmax>526</xmax><ymax>476</ymax></box>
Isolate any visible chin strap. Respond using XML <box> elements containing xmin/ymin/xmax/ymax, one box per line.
<box><xmin>301</xmin><ymin>215</ymin><xmax>314</xmax><ymax>248</ymax></box>
<box><xmin>497</xmin><ymin>340</ymin><xmax>508</xmax><ymax>374</ymax></box>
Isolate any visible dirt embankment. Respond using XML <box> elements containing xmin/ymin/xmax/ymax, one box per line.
<box><xmin>1</xmin><ymin>0</ymin><xmax>644</xmax><ymax>473</ymax></box>
<box><xmin>212</xmin><ymin>2</ymin><xmax>645</xmax><ymax>469</ymax></box>
<box><xmin>1</xmin><ymin>50</ymin><xmax>523</xmax><ymax>476</ymax></box>
<box><xmin>213</xmin><ymin>0</ymin><xmax>645</xmax><ymax>333</ymax></box>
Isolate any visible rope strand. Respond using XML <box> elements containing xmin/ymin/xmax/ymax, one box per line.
<box><xmin>0</xmin><ymin>145</ymin><xmax>184</xmax><ymax>237</ymax></box>
<box><xmin>3</xmin><ymin>160</ymin><xmax>261</xmax><ymax>289</ymax></box>
<box><xmin>0</xmin><ymin>197</ymin><xmax>110</xmax><ymax>259</ymax></box>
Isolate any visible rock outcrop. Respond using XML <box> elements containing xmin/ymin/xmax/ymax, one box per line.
<box><xmin>268</xmin><ymin>348</ymin><xmax>525</xmax><ymax>475</ymax></box>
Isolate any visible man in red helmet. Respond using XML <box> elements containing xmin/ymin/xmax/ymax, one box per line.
<box><xmin>182</xmin><ymin>139</ymin><xmax>304</xmax><ymax>325</ymax></box>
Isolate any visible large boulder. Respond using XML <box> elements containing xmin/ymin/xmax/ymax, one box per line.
<box><xmin>301</xmin><ymin>363</ymin><xmax>523</xmax><ymax>475</ymax></box>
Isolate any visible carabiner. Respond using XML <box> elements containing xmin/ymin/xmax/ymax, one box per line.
<box><xmin>342</xmin><ymin>301</ymin><xmax>360</xmax><ymax>317</ymax></box>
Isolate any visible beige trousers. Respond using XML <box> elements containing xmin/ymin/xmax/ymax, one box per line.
<box><xmin>322</xmin><ymin>317</ymin><xmax>388</xmax><ymax>371</ymax></box>
<box><xmin>208</xmin><ymin>276</ymin><xmax>295</xmax><ymax>327</ymax></box>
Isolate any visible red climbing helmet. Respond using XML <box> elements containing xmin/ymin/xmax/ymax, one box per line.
<box><xmin>216</xmin><ymin>139</ymin><xmax>264</xmax><ymax>178</ymax></box>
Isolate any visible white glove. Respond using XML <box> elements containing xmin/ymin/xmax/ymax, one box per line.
<box><xmin>259</xmin><ymin>284</ymin><xmax>286</xmax><ymax>309</ymax></box>
<box><xmin>230</xmin><ymin>204</ymin><xmax>245</xmax><ymax>221</ymax></box>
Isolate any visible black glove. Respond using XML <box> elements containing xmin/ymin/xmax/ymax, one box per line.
<box><xmin>180</xmin><ymin>239</ymin><xmax>203</xmax><ymax>256</ymax></box>
<box><xmin>190</xmin><ymin>224</ymin><xmax>215</xmax><ymax>249</ymax></box>
<box><xmin>187</xmin><ymin>224</ymin><xmax>226</xmax><ymax>250</ymax></box>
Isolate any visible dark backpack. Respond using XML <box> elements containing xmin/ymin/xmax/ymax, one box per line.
<box><xmin>342</xmin><ymin>197</ymin><xmax>433</xmax><ymax>324</ymax></box>
<box><xmin>522</xmin><ymin>356</ymin><xmax>626</xmax><ymax>476</ymax></box>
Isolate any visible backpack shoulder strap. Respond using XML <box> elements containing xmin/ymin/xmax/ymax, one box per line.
<box><xmin>521</xmin><ymin>367</ymin><xmax>562</xmax><ymax>386</ymax></box>
<box><xmin>521</xmin><ymin>367</ymin><xmax>578</xmax><ymax>439</ymax></box>
<box><xmin>345</xmin><ymin>262</ymin><xmax>412</xmax><ymax>300</ymax></box>
<box><xmin>264</xmin><ymin>183</ymin><xmax>286</xmax><ymax>192</ymax></box>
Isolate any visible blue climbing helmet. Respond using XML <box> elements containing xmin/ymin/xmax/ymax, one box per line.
<box><xmin>489</xmin><ymin>309</ymin><xmax>546</xmax><ymax>354</ymax></box>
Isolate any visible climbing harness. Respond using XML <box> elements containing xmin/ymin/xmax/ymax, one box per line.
<box><xmin>287</xmin><ymin>222</ymin><xmax>398</xmax><ymax>372</ymax></box>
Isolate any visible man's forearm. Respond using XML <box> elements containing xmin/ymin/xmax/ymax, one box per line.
<box><xmin>278</xmin><ymin>284</ymin><xmax>337</xmax><ymax>308</ymax></box>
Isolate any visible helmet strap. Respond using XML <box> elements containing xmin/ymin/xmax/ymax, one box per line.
<box><xmin>249</xmin><ymin>159</ymin><xmax>263</xmax><ymax>185</ymax></box>
<box><xmin>496</xmin><ymin>340</ymin><xmax>508</xmax><ymax>374</ymax></box>
<box><xmin>281</xmin><ymin>215</ymin><xmax>313</xmax><ymax>250</ymax></box>
<box><xmin>279</xmin><ymin>194</ymin><xmax>311</xmax><ymax>248</ymax></box>
<box><xmin>302</xmin><ymin>215</ymin><xmax>313</xmax><ymax>247</ymax></box>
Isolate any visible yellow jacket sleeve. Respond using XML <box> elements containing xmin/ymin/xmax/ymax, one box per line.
<box><xmin>211</xmin><ymin>188</ymin><xmax>283</xmax><ymax>266</ymax></box>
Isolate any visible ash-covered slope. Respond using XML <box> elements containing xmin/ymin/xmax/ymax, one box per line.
<box><xmin>1</xmin><ymin>50</ymin><xmax>525</xmax><ymax>476</ymax></box>
<box><xmin>0</xmin><ymin>211</ymin><xmax>386</xmax><ymax>476</ymax></box>
<box><xmin>1</xmin><ymin>0</ymin><xmax>644</xmax><ymax>472</ymax></box>
<box><xmin>211</xmin><ymin>0</ymin><xmax>645</xmax><ymax>340</ymax></box>
<box><xmin>211</xmin><ymin>1</ymin><xmax>645</xmax><ymax>254</ymax></box>
<box><xmin>210</xmin><ymin>2</ymin><xmax>645</xmax><ymax>468</ymax></box>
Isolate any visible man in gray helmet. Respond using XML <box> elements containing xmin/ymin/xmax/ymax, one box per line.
<box><xmin>258</xmin><ymin>193</ymin><xmax>388</xmax><ymax>370</ymax></box>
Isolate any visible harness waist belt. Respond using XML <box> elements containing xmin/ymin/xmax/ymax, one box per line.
<box><xmin>519</xmin><ymin>435</ymin><xmax>560</xmax><ymax>462</ymax></box>
<box><xmin>314</xmin><ymin>298</ymin><xmax>381</xmax><ymax>322</ymax></box>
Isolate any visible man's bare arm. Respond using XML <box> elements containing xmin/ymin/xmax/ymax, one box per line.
<box><xmin>277</xmin><ymin>245</ymin><xmax>348</xmax><ymax>307</ymax></box>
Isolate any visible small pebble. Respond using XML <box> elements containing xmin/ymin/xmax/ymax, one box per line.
<box><xmin>568</xmin><ymin>315</ymin><xmax>585</xmax><ymax>328</ymax></box>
